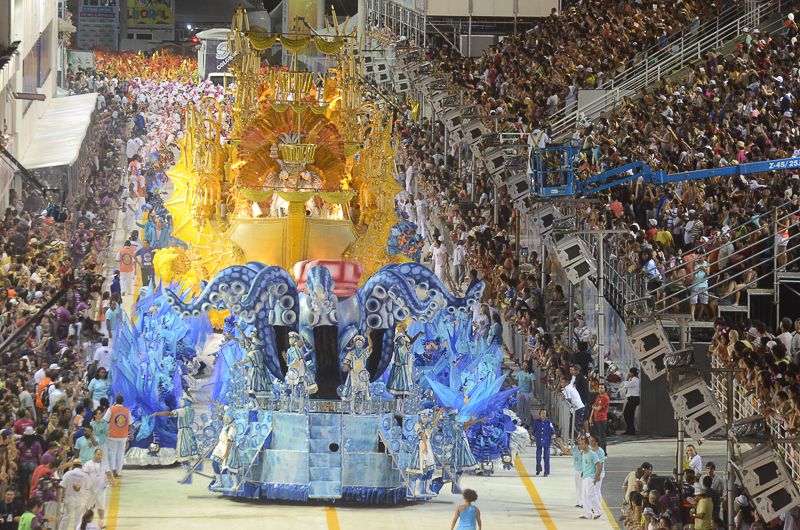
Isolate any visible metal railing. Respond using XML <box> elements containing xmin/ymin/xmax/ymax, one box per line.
<box><xmin>649</xmin><ymin>201</ymin><xmax>800</xmax><ymax>317</ymax></box>
<box><xmin>710</xmin><ymin>355</ymin><xmax>800</xmax><ymax>482</ymax></box>
<box><xmin>547</xmin><ymin>0</ymin><xmax>787</xmax><ymax>140</ymax></box>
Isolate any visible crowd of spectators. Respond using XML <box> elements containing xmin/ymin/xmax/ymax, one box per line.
<box><xmin>0</xmin><ymin>68</ymin><xmax>160</xmax><ymax>529</ymax></box>
<box><xmin>393</xmin><ymin>4</ymin><xmax>800</xmax><ymax>526</ymax></box>
<box><xmin>433</xmin><ymin>0</ymin><xmax>733</xmax><ymax>126</ymax></box>
<box><xmin>398</xmin><ymin>5</ymin><xmax>800</xmax><ymax>359</ymax></box>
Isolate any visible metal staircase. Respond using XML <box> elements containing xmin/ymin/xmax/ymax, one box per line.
<box><xmin>547</xmin><ymin>0</ymin><xmax>789</xmax><ymax>140</ymax></box>
<box><xmin>644</xmin><ymin>199</ymin><xmax>800</xmax><ymax>330</ymax></box>
<box><xmin>307</xmin><ymin>413</ymin><xmax>343</xmax><ymax>499</ymax></box>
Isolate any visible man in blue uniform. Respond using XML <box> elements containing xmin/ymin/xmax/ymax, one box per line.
<box><xmin>533</xmin><ymin>409</ymin><xmax>556</xmax><ymax>476</ymax></box>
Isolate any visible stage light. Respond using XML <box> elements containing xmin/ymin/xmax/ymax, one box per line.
<box><xmin>664</xmin><ymin>348</ymin><xmax>694</xmax><ymax>369</ymax></box>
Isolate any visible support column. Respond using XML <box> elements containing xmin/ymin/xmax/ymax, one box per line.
<box><xmin>597</xmin><ymin>235</ymin><xmax>606</xmax><ymax>379</ymax></box>
<box><xmin>358</xmin><ymin>0</ymin><xmax>367</xmax><ymax>44</ymax></box>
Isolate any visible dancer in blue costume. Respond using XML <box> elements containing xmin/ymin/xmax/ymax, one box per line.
<box><xmin>150</xmin><ymin>397</ymin><xmax>198</xmax><ymax>463</ymax></box>
<box><xmin>409</xmin><ymin>408</ymin><xmax>445</xmax><ymax>496</ymax></box>
<box><xmin>211</xmin><ymin>410</ymin><xmax>242</xmax><ymax>491</ymax></box>
<box><xmin>387</xmin><ymin>322</ymin><xmax>423</xmax><ymax>412</ymax></box>
<box><xmin>446</xmin><ymin>411</ymin><xmax>482</xmax><ymax>493</ymax></box>
<box><xmin>228</xmin><ymin>327</ymin><xmax>271</xmax><ymax>397</ymax></box>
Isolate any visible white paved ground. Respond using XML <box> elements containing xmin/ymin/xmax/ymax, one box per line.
<box><xmin>109</xmin><ymin>448</ymin><xmax>616</xmax><ymax>530</ymax></box>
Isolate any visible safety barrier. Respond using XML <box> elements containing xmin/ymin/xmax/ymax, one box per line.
<box><xmin>548</xmin><ymin>0</ymin><xmax>789</xmax><ymax>140</ymax></box>
<box><xmin>710</xmin><ymin>355</ymin><xmax>800</xmax><ymax>483</ymax></box>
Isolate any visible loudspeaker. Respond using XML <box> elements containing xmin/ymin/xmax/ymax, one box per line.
<box><xmin>669</xmin><ymin>376</ymin><xmax>718</xmax><ymax>419</ymax></box>
<box><xmin>639</xmin><ymin>349</ymin><xmax>668</xmax><ymax>381</ymax></box>
<box><xmin>562</xmin><ymin>258</ymin><xmax>596</xmax><ymax>285</ymax></box>
<box><xmin>681</xmin><ymin>404</ymin><xmax>724</xmax><ymax>440</ymax></box>
<box><xmin>554</xmin><ymin>236</ymin><xmax>596</xmax><ymax>286</ymax></box>
<box><xmin>735</xmin><ymin>445</ymin><xmax>794</xmax><ymax>495</ymax></box>
<box><xmin>750</xmin><ymin>480</ymin><xmax>800</xmax><ymax>521</ymax></box>
<box><xmin>506</xmin><ymin>171</ymin><xmax>530</xmax><ymax>202</ymax></box>
<box><xmin>483</xmin><ymin>148</ymin><xmax>507</xmax><ymax>175</ymax></box>
<box><xmin>461</xmin><ymin>120</ymin><xmax>488</xmax><ymax>146</ymax></box>
<box><xmin>444</xmin><ymin>108</ymin><xmax>463</xmax><ymax>133</ymax></box>
<box><xmin>532</xmin><ymin>204</ymin><xmax>561</xmax><ymax>237</ymax></box>
<box><xmin>554</xmin><ymin>235</ymin><xmax>593</xmax><ymax>267</ymax></box>
<box><xmin>630</xmin><ymin>320</ymin><xmax>673</xmax><ymax>361</ymax></box>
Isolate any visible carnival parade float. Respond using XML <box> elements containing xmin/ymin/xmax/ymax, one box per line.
<box><xmin>120</xmin><ymin>8</ymin><xmax>527</xmax><ymax>504</ymax></box>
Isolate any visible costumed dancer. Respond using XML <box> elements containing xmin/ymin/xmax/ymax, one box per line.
<box><xmin>533</xmin><ymin>409</ymin><xmax>556</xmax><ymax>477</ymax></box>
<box><xmin>409</xmin><ymin>408</ymin><xmax>445</xmax><ymax>497</ymax></box>
<box><xmin>210</xmin><ymin>410</ymin><xmax>242</xmax><ymax>491</ymax></box>
<box><xmin>341</xmin><ymin>335</ymin><xmax>371</xmax><ymax>414</ymax></box>
<box><xmin>149</xmin><ymin>396</ymin><xmax>199</xmax><ymax>466</ymax></box>
<box><xmin>228</xmin><ymin>326</ymin><xmax>271</xmax><ymax>401</ymax></box>
<box><xmin>387</xmin><ymin>322</ymin><xmax>423</xmax><ymax>413</ymax></box>
<box><xmin>447</xmin><ymin>412</ymin><xmax>482</xmax><ymax>493</ymax></box>
<box><xmin>285</xmin><ymin>332</ymin><xmax>317</xmax><ymax>410</ymax></box>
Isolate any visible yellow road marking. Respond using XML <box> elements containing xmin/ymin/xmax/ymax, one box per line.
<box><xmin>603</xmin><ymin>499</ymin><xmax>621</xmax><ymax>530</ymax></box>
<box><xmin>106</xmin><ymin>478</ymin><xmax>122</xmax><ymax>530</ymax></box>
<box><xmin>514</xmin><ymin>455</ymin><xmax>557</xmax><ymax>530</ymax></box>
<box><xmin>325</xmin><ymin>506</ymin><xmax>341</xmax><ymax>530</ymax></box>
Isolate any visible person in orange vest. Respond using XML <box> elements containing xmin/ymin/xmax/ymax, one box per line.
<box><xmin>34</xmin><ymin>370</ymin><xmax>54</xmax><ymax>417</ymax></box>
<box><xmin>102</xmin><ymin>394</ymin><xmax>131</xmax><ymax>477</ymax></box>
<box><xmin>116</xmin><ymin>240</ymin><xmax>136</xmax><ymax>296</ymax></box>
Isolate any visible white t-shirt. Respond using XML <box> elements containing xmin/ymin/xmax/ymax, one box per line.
<box><xmin>562</xmin><ymin>383</ymin><xmax>585</xmax><ymax>410</ymax></box>
<box><xmin>83</xmin><ymin>460</ymin><xmax>111</xmax><ymax>492</ymax></box>
<box><xmin>93</xmin><ymin>346</ymin><xmax>112</xmax><ymax>371</ymax></box>
<box><xmin>431</xmin><ymin>245</ymin><xmax>448</xmax><ymax>270</ymax></box>
<box><xmin>622</xmin><ymin>377</ymin><xmax>641</xmax><ymax>398</ymax></box>
<box><xmin>688</xmin><ymin>454</ymin><xmax>703</xmax><ymax>474</ymax></box>
<box><xmin>61</xmin><ymin>468</ymin><xmax>89</xmax><ymax>504</ymax></box>
<box><xmin>452</xmin><ymin>245</ymin><xmax>467</xmax><ymax>266</ymax></box>
<box><xmin>124</xmin><ymin>197</ymin><xmax>136</xmax><ymax>216</ymax></box>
